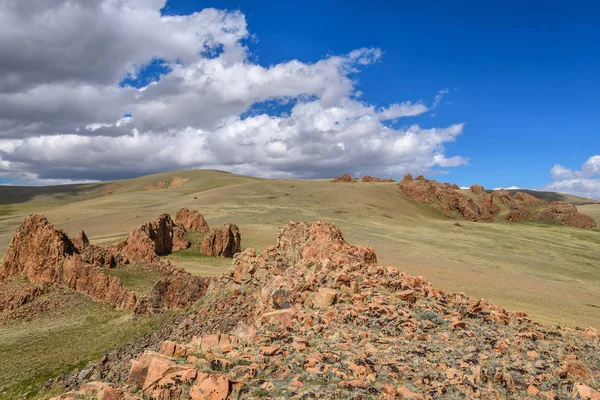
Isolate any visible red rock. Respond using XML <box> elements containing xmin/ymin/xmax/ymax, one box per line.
<box><xmin>0</xmin><ymin>215</ymin><xmax>137</xmax><ymax>310</ymax></box>
<box><xmin>573</xmin><ymin>384</ymin><xmax>600</xmax><ymax>400</ymax></box>
<box><xmin>341</xmin><ymin>379</ymin><xmax>367</xmax><ymax>388</ymax></box>
<box><xmin>399</xmin><ymin>176</ymin><xmax>596</xmax><ymax>228</ymax></box>
<box><xmin>398</xmin><ymin>289</ymin><xmax>417</xmax><ymax>303</ymax></box>
<box><xmin>260</xmin><ymin>308</ymin><xmax>297</xmax><ymax>329</ymax></box>
<box><xmin>127</xmin><ymin>352</ymin><xmax>171</xmax><ymax>390</ymax></box>
<box><xmin>527</xmin><ymin>385</ymin><xmax>540</xmax><ymax>396</ymax></box>
<box><xmin>398</xmin><ymin>177</ymin><xmax>496</xmax><ymax>221</ymax></box>
<box><xmin>539</xmin><ymin>204</ymin><xmax>597</xmax><ymax>228</ymax></box>
<box><xmin>397</xmin><ymin>386</ymin><xmax>425</xmax><ymax>399</ymax></box>
<box><xmin>121</xmin><ymin>214</ymin><xmax>178</xmax><ymax>262</ymax></box>
<box><xmin>584</xmin><ymin>327</ymin><xmax>599</xmax><ymax>338</ymax></box>
<box><xmin>333</xmin><ymin>173</ymin><xmax>354</xmax><ymax>182</ymax></box>
<box><xmin>309</xmin><ymin>288</ymin><xmax>337</xmax><ymax>309</ymax></box>
<box><xmin>201</xmin><ymin>223</ymin><xmax>241</xmax><ymax>258</ymax></box>
<box><xmin>174</xmin><ymin>208</ymin><xmax>210</xmax><ymax>233</ymax></box>
<box><xmin>72</xmin><ymin>230</ymin><xmax>90</xmax><ymax>251</ymax></box>
<box><xmin>560</xmin><ymin>355</ymin><xmax>591</xmax><ymax>378</ymax></box>
<box><xmin>136</xmin><ymin>268</ymin><xmax>208</xmax><ymax>314</ymax></box>
<box><xmin>469</xmin><ymin>184</ymin><xmax>486</xmax><ymax>195</ymax></box>
<box><xmin>527</xmin><ymin>350</ymin><xmax>540</xmax><ymax>359</ymax></box>
<box><xmin>172</xmin><ymin>225</ymin><xmax>191</xmax><ymax>252</ymax></box>
<box><xmin>260</xmin><ymin>381</ymin><xmax>276</xmax><ymax>391</ymax></box>
<box><xmin>50</xmin><ymin>381</ymin><xmax>141</xmax><ymax>400</ymax></box>
<box><xmin>190</xmin><ymin>373</ymin><xmax>230</xmax><ymax>400</ymax></box>
<box><xmin>449</xmin><ymin>317</ymin><xmax>466</xmax><ymax>330</ymax></box>
<box><xmin>514</xmin><ymin>191</ymin><xmax>545</xmax><ymax>206</ymax></box>
<box><xmin>260</xmin><ymin>345</ymin><xmax>280</xmax><ymax>356</ymax></box>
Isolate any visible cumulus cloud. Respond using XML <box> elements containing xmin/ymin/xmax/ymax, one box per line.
<box><xmin>542</xmin><ymin>155</ymin><xmax>600</xmax><ymax>200</ymax></box>
<box><xmin>0</xmin><ymin>0</ymin><xmax>467</xmax><ymax>185</ymax></box>
<box><xmin>492</xmin><ymin>186</ymin><xmax>521</xmax><ymax>190</ymax></box>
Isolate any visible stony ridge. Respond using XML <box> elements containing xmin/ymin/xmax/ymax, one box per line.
<box><xmin>398</xmin><ymin>174</ymin><xmax>597</xmax><ymax>228</ymax></box>
<box><xmin>332</xmin><ymin>173</ymin><xmax>396</xmax><ymax>182</ymax></box>
<box><xmin>0</xmin><ymin>209</ymin><xmax>242</xmax><ymax>315</ymax></box>
<box><xmin>50</xmin><ymin>221</ymin><xmax>600</xmax><ymax>399</ymax></box>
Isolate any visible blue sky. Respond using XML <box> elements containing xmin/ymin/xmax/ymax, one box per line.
<box><xmin>0</xmin><ymin>0</ymin><xmax>598</xmax><ymax>197</ymax></box>
<box><xmin>160</xmin><ymin>0</ymin><xmax>600</xmax><ymax>190</ymax></box>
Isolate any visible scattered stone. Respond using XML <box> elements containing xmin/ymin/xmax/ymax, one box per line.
<box><xmin>584</xmin><ymin>327</ymin><xmax>599</xmax><ymax>339</ymax></box>
<box><xmin>42</xmin><ymin>220</ymin><xmax>600</xmax><ymax>399</ymax></box>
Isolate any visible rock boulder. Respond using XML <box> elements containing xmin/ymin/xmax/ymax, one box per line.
<box><xmin>174</xmin><ymin>208</ymin><xmax>210</xmax><ymax>233</ymax></box>
<box><xmin>201</xmin><ymin>223</ymin><xmax>242</xmax><ymax>258</ymax></box>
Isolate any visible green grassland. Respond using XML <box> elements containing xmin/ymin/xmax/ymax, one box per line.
<box><xmin>0</xmin><ymin>169</ymin><xmax>599</xmax><ymax>397</ymax></box>
<box><xmin>0</xmin><ymin>291</ymin><xmax>173</xmax><ymax>398</ymax></box>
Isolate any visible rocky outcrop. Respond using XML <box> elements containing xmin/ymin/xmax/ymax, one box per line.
<box><xmin>0</xmin><ymin>215</ymin><xmax>137</xmax><ymax>310</ymax></box>
<box><xmin>1</xmin><ymin>209</ymin><xmax>228</xmax><ymax>314</ymax></box>
<box><xmin>399</xmin><ymin>174</ymin><xmax>495</xmax><ymax>221</ymax></box>
<box><xmin>51</xmin><ymin>220</ymin><xmax>600</xmax><ymax>399</ymax></box>
<box><xmin>201</xmin><ymin>223</ymin><xmax>241</xmax><ymax>258</ymax></box>
<box><xmin>332</xmin><ymin>173</ymin><xmax>356</xmax><ymax>182</ymax></box>
<box><xmin>120</xmin><ymin>214</ymin><xmax>186</xmax><ymax>262</ymax></box>
<box><xmin>362</xmin><ymin>176</ymin><xmax>396</xmax><ymax>182</ymax></box>
<box><xmin>398</xmin><ymin>175</ymin><xmax>597</xmax><ymax>228</ymax></box>
<box><xmin>333</xmin><ymin>174</ymin><xmax>395</xmax><ymax>182</ymax></box>
<box><xmin>174</xmin><ymin>208</ymin><xmax>210</xmax><ymax>233</ymax></box>
<box><xmin>469</xmin><ymin>184</ymin><xmax>486</xmax><ymax>195</ymax></box>
<box><xmin>72</xmin><ymin>230</ymin><xmax>123</xmax><ymax>268</ymax></box>
<box><xmin>539</xmin><ymin>204</ymin><xmax>598</xmax><ymax>228</ymax></box>
<box><xmin>135</xmin><ymin>268</ymin><xmax>209</xmax><ymax>315</ymax></box>
<box><xmin>172</xmin><ymin>225</ymin><xmax>191</xmax><ymax>252</ymax></box>
<box><xmin>0</xmin><ymin>281</ymin><xmax>50</xmax><ymax>312</ymax></box>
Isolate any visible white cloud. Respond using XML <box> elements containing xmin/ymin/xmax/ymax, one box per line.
<box><xmin>0</xmin><ymin>1</ymin><xmax>467</xmax><ymax>184</ymax></box>
<box><xmin>542</xmin><ymin>155</ymin><xmax>600</xmax><ymax>200</ymax></box>
<box><xmin>492</xmin><ymin>186</ymin><xmax>521</xmax><ymax>190</ymax></box>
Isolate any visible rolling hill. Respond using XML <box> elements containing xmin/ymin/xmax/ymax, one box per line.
<box><xmin>0</xmin><ymin>169</ymin><xmax>599</xmax><ymax>397</ymax></box>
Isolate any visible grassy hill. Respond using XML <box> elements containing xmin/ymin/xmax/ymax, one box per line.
<box><xmin>0</xmin><ymin>169</ymin><xmax>599</xmax><ymax>397</ymax></box>
<box><xmin>505</xmin><ymin>188</ymin><xmax>600</xmax><ymax>205</ymax></box>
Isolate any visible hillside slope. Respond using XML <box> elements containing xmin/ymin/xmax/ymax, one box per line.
<box><xmin>0</xmin><ymin>170</ymin><xmax>598</xmax><ymax>328</ymax></box>
<box><xmin>50</xmin><ymin>221</ymin><xmax>600</xmax><ymax>399</ymax></box>
<box><xmin>0</xmin><ymin>170</ymin><xmax>599</xmax><ymax>397</ymax></box>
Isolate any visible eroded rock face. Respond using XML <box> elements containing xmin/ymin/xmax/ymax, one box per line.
<box><xmin>276</xmin><ymin>221</ymin><xmax>377</xmax><ymax>267</ymax></box>
<box><xmin>0</xmin><ymin>215</ymin><xmax>137</xmax><ymax>310</ymax></box>
<box><xmin>135</xmin><ymin>268</ymin><xmax>209</xmax><ymax>315</ymax></box>
<box><xmin>1</xmin><ymin>210</ymin><xmax>223</xmax><ymax>314</ymax></box>
<box><xmin>201</xmin><ymin>223</ymin><xmax>241</xmax><ymax>258</ymax></box>
<box><xmin>172</xmin><ymin>225</ymin><xmax>191</xmax><ymax>252</ymax></box>
<box><xmin>0</xmin><ymin>281</ymin><xmax>50</xmax><ymax>312</ymax></box>
<box><xmin>174</xmin><ymin>208</ymin><xmax>210</xmax><ymax>233</ymax></box>
<box><xmin>121</xmin><ymin>214</ymin><xmax>178</xmax><ymax>262</ymax></box>
<box><xmin>72</xmin><ymin>230</ymin><xmax>90</xmax><ymax>251</ymax></box>
<box><xmin>470</xmin><ymin>184</ymin><xmax>486</xmax><ymax>195</ymax></box>
<box><xmin>539</xmin><ymin>204</ymin><xmax>597</xmax><ymax>228</ymax></box>
<box><xmin>399</xmin><ymin>175</ymin><xmax>495</xmax><ymax>221</ymax></box>
<box><xmin>398</xmin><ymin>175</ymin><xmax>597</xmax><ymax>228</ymax></box>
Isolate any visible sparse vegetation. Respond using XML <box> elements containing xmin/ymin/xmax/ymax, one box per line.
<box><xmin>0</xmin><ymin>293</ymin><xmax>172</xmax><ymax>398</ymax></box>
<box><xmin>0</xmin><ymin>170</ymin><xmax>598</xmax><ymax>398</ymax></box>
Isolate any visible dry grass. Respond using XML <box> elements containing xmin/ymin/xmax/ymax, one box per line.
<box><xmin>0</xmin><ymin>170</ymin><xmax>599</xmax><ymax>397</ymax></box>
<box><xmin>0</xmin><ymin>172</ymin><xmax>598</xmax><ymax>328</ymax></box>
